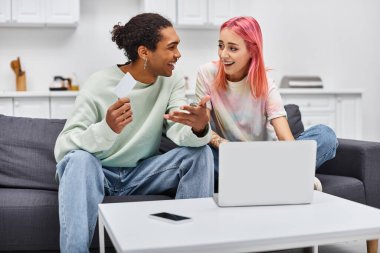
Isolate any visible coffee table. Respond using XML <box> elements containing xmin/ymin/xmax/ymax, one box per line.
<box><xmin>98</xmin><ymin>192</ymin><xmax>380</xmax><ymax>253</ymax></box>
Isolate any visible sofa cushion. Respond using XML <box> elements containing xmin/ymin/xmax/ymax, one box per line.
<box><xmin>0</xmin><ymin>115</ymin><xmax>65</xmax><ymax>191</ymax></box>
<box><xmin>0</xmin><ymin>188</ymin><xmax>59</xmax><ymax>251</ymax></box>
<box><xmin>0</xmin><ymin>188</ymin><xmax>172</xmax><ymax>251</ymax></box>
<box><xmin>284</xmin><ymin>104</ymin><xmax>304</xmax><ymax>138</ymax></box>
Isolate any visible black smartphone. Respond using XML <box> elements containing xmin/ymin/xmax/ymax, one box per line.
<box><xmin>149</xmin><ymin>212</ymin><xmax>192</xmax><ymax>224</ymax></box>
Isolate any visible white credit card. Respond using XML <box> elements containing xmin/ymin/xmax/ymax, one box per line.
<box><xmin>113</xmin><ymin>72</ymin><xmax>136</xmax><ymax>98</ymax></box>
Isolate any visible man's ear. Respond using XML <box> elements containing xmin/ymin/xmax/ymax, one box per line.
<box><xmin>137</xmin><ymin>45</ymin><xmax>149</xmax><ymax>61</ymax></box>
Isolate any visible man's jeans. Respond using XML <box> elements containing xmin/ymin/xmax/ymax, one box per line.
<box><xmin>56</xmin><ymin>146</ymin><xmax>214</xmax><ymax>253</ymax></box>
<box><xmin>212</xmin><ymin>124</ymin><xmax>339</xmax><ymax>179</ymax></box>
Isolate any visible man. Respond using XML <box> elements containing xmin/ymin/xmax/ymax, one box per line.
<box><xmin>54</xmin><ymin>13</ymin><xmax>213</xmax><ymax>252</ymax></box>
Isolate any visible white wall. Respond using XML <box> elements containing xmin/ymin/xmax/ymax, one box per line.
<box><xmin>0</xmin><ymin>0</ymin><xmax>139</xmax><ymax>91</ymax></box>
<box><xmin>0</xmin><ymin>0</ymin><xmax>379</xmax><ymax>141</ymax></box>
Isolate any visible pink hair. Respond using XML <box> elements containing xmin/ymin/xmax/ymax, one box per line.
<box><xmin>214</xmin><ymin>16</ymin><xmax>268</xmax><ymax>98</ymax></box>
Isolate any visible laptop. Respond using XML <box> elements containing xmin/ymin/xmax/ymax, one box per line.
<box><xmin>215</xmin><ymin>140</ymin><xmax>317</xmax><ymax>207</ymax></box>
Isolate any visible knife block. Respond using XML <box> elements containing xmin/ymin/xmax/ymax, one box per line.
<box><xmin>16</xmin><ymin>72</ymin><xmax>26</xmax><ymax>91</ymax></box>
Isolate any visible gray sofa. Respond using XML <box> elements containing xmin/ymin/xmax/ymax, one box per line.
<box><xmin>1</xmin><ymin>104</ymin><xmax>380</xmax><ymax>252</ymax></box>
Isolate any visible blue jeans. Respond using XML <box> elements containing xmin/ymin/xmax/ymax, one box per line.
<box><xmin>56</xmin><ymin>146</ymin><xmax>214</xmax><ymax>253</ymax></box>
<box><xmin>212</xmin><ymin>124</ymin><xmax>338</xmax><ymax>181</ymax></box>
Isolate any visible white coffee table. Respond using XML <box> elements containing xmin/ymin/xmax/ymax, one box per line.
<box><xmin>98</xmin><ymin>192</ymin><xmax>380</xmax><ymax>253</ymax></box>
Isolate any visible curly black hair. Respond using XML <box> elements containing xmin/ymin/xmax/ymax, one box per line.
<box><xmin>111</xmin><ymin>13</ymin><xmax>173</xmax><ymax>62</ymax></box>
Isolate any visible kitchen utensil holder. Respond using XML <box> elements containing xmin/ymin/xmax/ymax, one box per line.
<box><xmin>16</xmin><ymin>72</ymin><xmax>26</xmax><ymax>91</ymax></box>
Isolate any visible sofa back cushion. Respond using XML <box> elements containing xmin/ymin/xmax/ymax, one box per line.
<box><xmin>0</xmin><ymin>115</ymin><xmax>65</xmax><ymax>191</ymax></box>
<box><xmin>0</xmin><ymin>105</ymin><xmax>304</xmax><ymax>190</ymax></box>
<box><xmin>284</xmin><ymin>104</ymin><xmax>304</xmax><ymax>138</ymax></box>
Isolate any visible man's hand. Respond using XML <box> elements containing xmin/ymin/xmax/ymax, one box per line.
<box><xmin>106</xmin><ymin>97</ymin><xmax>133</xmax><ymax>134</ymax></box>
<box><xmin>164</xmin><ymin>96</ymin><xmax>211</xmax><ymax>136</ymax></box>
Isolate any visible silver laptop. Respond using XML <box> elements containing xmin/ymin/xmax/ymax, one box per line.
<box><xmin>215</xmin><ymin>140</ymin><xmax>316</xmax><ymax>207</ymax></box>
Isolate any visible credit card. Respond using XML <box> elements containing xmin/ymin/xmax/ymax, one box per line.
<box><xmin>113</xmin><ymin>72</ymin><xmax>136</xmax><ymax>98</ymax></box>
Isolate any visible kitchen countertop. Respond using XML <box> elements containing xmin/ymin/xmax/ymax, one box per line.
<box><xmin>0</xmin><ymin>89</ymin><xmax>363</xmax><ymax>98</ymax></box>
<box><xmin>185</xmin><ymin>88</ymin><xmax>364</xmax><ymax>97</ymax></box>
<box><xmin>278</xmin><ymin>88</ymin><xmax>364</xmax><ymax>94</ymax></box>
<box><xmin>0</xmin><ymin>91</ymin><xmax>79</xmax><ymax>97</ymax></box>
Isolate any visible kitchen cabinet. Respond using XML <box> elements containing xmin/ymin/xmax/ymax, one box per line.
<box><xmin>46</xmin><ymin>0</ymin><xmax>79</xmax><ymax>26</ymax></box>
<box><xmin>0</xmin><ymin>97</ymin><xmax>13</xmax><ymax>115</ymax></box>
<box><xmin>280</xmin><ymin>89</ymin><xmax>363</xmax><ymax>140</ymax></box>
<box><xmin>12</xmin><ymin>0</ymin><xmax>45</xmax><ymax>26</ymax></box>
<box><xmin>177</xmin><ymin>0</ymin><xmax>208</xmax><ymax>26</ymax></box>
<box><xmin>208</xmin><ymin>0</ymin><xmax>233</xmax><ymax>26</ymax></box>
<box><xmin>178</xmin><ymin>0</ymin><xmax>234</xmax><ymax>27</ymax></box>
<box><xmin>142</xmin><ymin>0</ymin><xmax>234</xmax><ymax>28</ymax></box>
<box><xmin>14</xmin><ymin>97</ymin><xmax>49</xmax><ymax>118</ymax></box>
<box><xmin>0</xmin><ymin>89</ymin><xmax>363</xmax><ymax>139</ymax></box>
<box><xmin>0</xmin><ymin>91</ymin><xmax>77</xmax><ymax>119</ymax></box>
<box><xmin>0</xmin><ymin>0</ymin><xmax>79</xmax><ymax>27</ymax></box>
<box><xmin>335</xmin><ymin>94</ymin><xmax>362</xmax><ymax>140</ymax></box>
<box><xmin>141</xmin><ymin>0</ymin><xmax>176</xmax><ymax>23</ymax></box>
<box><xmin>50</xmin><ymin>96</ymin><xmax>76</xmax><ymax>119</ymax></box>
<box><xmin>0</xmin><ymin>0</ymin><xmax>11</xmax><ymax>23</ymax></box>
<box><xmin>187</xmin><ymin>89</ymin><xmax>363</xmax><ymax>140</ymax></box>
<box><xmin>281</xmin><ymin>94</ymin><xmax>336</xmax><ymax>130</ymax></box>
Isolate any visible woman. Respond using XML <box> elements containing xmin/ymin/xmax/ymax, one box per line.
<box><xmin>195</xmin><ymin>16</ymin><xmax>338</xmax><ymax>191</ymax></box>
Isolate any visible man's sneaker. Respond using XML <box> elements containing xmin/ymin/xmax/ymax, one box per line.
<box><xmin>314</xmin><ymin>177</ymin><xmax>323</xmax><ymax>191</ymax></box>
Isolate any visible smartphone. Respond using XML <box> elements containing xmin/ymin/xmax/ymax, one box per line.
<box><xmin>149</xmin><ymin>212</ymin><xmax>192</xmax><ymax>224</ymax></box>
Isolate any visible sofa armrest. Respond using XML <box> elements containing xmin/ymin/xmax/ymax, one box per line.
<box><xmin>318</xmin><ymin>138</ymin><xmax>380</xmax><ymax>208</ymax></box>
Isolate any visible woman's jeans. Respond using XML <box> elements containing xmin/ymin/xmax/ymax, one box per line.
<box><xmin>212</xmin><ymin>124</ymin><xmax>339</xmax><ymax>181</ymax></box>
<box><xmin>56</xmin><ymin>146</ymin><xmax>214</xmax><ymax>253</ymax></box>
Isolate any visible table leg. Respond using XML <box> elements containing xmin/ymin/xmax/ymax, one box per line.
<box><xmin>367</xmin><ymin>239</ymin><xmax>378</xmax><ymax>253</ymax></box>
<box><xmin>99</xmin><ymin>214</ymin><xmax>105</xmax><ymax>253</ymax></box>
<box><xmin>303</xmin><ymin>245</ymin><xmax>318</xmax><ymax>253</ymax></box>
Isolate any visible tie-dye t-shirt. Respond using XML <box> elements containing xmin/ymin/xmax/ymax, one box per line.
<box><xmin>195</xmin><ymin>62</ymin><xmax>287</xmax><ymax>141</ymax></box>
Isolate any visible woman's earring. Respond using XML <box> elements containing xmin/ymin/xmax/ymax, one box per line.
<box><xmin>143</xmin><ymin>58</ymin><xmax>147</xmax><ymax>70</ymax></box>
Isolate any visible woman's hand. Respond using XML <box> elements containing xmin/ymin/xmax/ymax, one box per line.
<box><xmin>164</xmin><ymin>96</ymin><xmax>211</xmax><ymax>136</ymax></box>
<box><xmin>210</xmin><ymin>131</ymin><xmax>228</xmax><ymax>149</ymax></box>
<box><xmin>106</xmin><ymin>97</ymin><xmax>133</xmax><ymax>134</ymax></box>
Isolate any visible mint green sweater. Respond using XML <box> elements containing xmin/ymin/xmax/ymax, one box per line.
<box><xmin>54</xmin><ymin>66</ymin><xmax>211</xmax><ymax>167</ymax></box>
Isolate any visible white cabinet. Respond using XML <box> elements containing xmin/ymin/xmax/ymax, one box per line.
<box><xmin>142</xmin><ymin>0</ymin><xmax>234</xmax><ymax>28</ymax></box>
<box><xmin>46</xmin><ymin>0</ymin><xmax>79</xmax><ymax>26</ymax></box>
<box><xmin>186</xmin><ymin>89</ymin><xmax>363</xmax><ymax>139</ymax></box>
<box><xmin>300</xmin><ymin>112</ymin><xmax>336</xmax><ymax>131</ymax></box>
<box><xmin>0</xmin><ymin>98</ymin><xmax>13</xmax><ymax>115</ymax></box>
<box><xmin>12</xmin><ymin>0</ymin><xmax>45</xmax><ymax>26</ymax></box>
<box><xmin>208</xmin><ymin>0</ymin><xmax>233</xmax><ymax>26</ymax></box>
<box><xmin>178</xmin><ymin>0</ymin><xmax>233</xmax><ymax>27</ymax></box>
<box><xmin>141</xmin><ymin>0</ymin><xmax>176</xmax><ymax>24</ymax></box>
<box><xmin>0</xmin><ymin>0</ymin><xmax>79</xmax><ymax>27</ymax></box>
<box><xmin>0</xmin><ymin>91</ymin><xmax>77</xmax><ymax>119</ymax></box>
<box><xmin>281</xmin><ymin>94</ymin><xmax>336</xmax><ymax>130</ymax></box>
<box><xmin>280</xmin><ymin>89</ymin><xmax>363</xmax><ymax>140</ymax></box>
<box><xmin>177</xmin><ymin>0</ymin><xmax>207</xmax><ymax>26</ymax></box>
<box><xmin>336</xmin><ymin>94</ymin><xmax>362</xmax><ymax>140</ymax></box>
<box><xmin>50</xmin><ymin>96</ymin><xmax>76</xmax><ymax>119</ymax></box>
<box><xmin>14</xmin><ymin>97</ymin><xmax>49</xmax><ymax>118</ymax></box>
<box><xmin>0</xmin><ymin>0</ymin><xmax>11</xmax><ymax>23</ymax></box>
